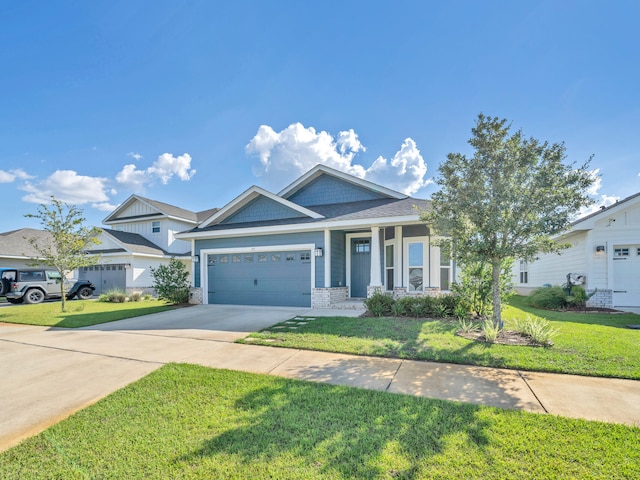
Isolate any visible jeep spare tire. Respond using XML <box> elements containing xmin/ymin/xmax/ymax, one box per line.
<box><xmin>0</xmin><ymin>278</ymin><xmax>9</xmax><ymax>296</ymax></box>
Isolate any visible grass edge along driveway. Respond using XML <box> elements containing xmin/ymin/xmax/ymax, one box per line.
<box><xmin>1</xmin><ymin>364</ymin><xmax>638</xmax><ymax>479</ymax></box>
<box><xmin>241</xmin><ymin>296</ymin><xmax>640</xmax><ymax>380</ymax></box>
<box><xmin>0</xmin><ymin>299</ymin><xmax>173</xmax><ymax>328</ymax></box>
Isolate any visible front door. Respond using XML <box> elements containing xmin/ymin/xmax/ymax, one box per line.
<box><xmin>350</xmin><ymin>238</ymin><xmax>371</xmax><ymax>297</ymax></box>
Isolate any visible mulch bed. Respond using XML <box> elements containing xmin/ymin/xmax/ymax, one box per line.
<box><xmin>457</xmin><ymin>329</ymin><xmax>551</xmax><ymax>347</ymax></box>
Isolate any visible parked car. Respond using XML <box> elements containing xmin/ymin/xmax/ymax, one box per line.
<box><xmin>0</xmin><ymin>268</ymin><xmax>95</xmax><ymax>304</ymax></box>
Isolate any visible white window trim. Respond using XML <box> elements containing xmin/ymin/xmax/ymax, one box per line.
<box><xmin>199</xmin><ymin>243</ymin><xmax>316</xmax><ymax>305</ymax></box>
<box><xmin>405</xmin><ymin>239</ymin><xmax>426</xmax><ymax>292</ymax></box>
<box><xmin>384</xmin><ymin>239</ymin><xmax>395</xmax><ymax>291</ymax></box>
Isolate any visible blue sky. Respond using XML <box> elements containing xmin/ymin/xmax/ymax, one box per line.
<box><xmin>1</xmin><ymin>0</ymin><xmax>639</xmax><ymax>232</ymax></box>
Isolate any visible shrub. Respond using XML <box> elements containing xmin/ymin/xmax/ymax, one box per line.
<box><xmin>566</xmin><ymin>286</ymin><xmax>597</xmax><ymax>309</ymax></box>
<box><xmin>457</xmin><ymin>318</ymin><xmax>478</xmax><ymax>333</ymax></box>
<box><xmin>363</xmin><ymin>292</ymin><xmax>394</xmax><ymax>317</ymax></box>
<box><xmin>527</xmin><ymin>286</ymin><xmax>568</xmax><ymax>310</ymax></box>
<box><xmin>391</xmin><ymin>301</ymin><xmax>405</xmax><ymax>317</ymax></box>
<box><xmin>510</xmin><ymin>314</ymin><xmax>559</xmax><ymax>345</ymax></box>
<box><xmin>437</xmin><ymin>294</ymin><xmax>463</xmax><ymax>316</ymax></box>
<box><xmin>129</xmin><ymin>292</ymin><xmax>143</xmax><ymax>302</ymax></box>
<box><xmin>151</xmin><ymin>258</ymin><xmax>190</xmax><ymax>305</ymax></box>
<box><xmin>452</xmin><ymin>259</ymin><xmax>513</xmax><ymax>317</ymax></box>
<box><xmin>481</xmin><ymin>319</ymin><xmax>502</xmax><ymax>342</ymax></box>
<box><xmin>99</xmin><ymin>289</ymin><xmax>127</xmax><ymax>303</ymax></box>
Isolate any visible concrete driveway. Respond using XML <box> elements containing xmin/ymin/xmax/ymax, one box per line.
<box><xmin>80</xmin><ymin>304</ymin><xmax>312</xmax><ymax>342</ymax></box>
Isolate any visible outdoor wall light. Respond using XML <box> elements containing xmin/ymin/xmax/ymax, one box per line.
<box><xmin>124</xmin><ymin>263</ymin><xmax>132</xmax><ymax>269</ymax></box>
<box><xmin>314</xmin><ymin>247</ymin><xmax>323</xmax><ymax>257</ymax></box>
<box><xmin>595</xmin><ymin>245</ymin><xmax>605</xmax><ymax>254</ymax></box>
<box><xmin>192</xmin><ymin>255</ymin><xmax>200</xmax><ymax>263</ymax></box>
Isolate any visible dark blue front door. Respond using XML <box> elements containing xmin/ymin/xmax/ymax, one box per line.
<box><xmin>207</xmin><ymin>250</ymin><xmax>311</xmax><ymax>307</ymax></box>
<box><xmin>350</xmin><ymin>238</ymin><xmax>370</xmax><ymax>297</ymax></box>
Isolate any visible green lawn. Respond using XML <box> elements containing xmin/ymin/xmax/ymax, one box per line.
<box><xmin>1</xmin><ymin>364</ymin><xmax>638</xmax><ymax>479</ymax></box>
<box><xmin>0</xmin><ymin>299</ymin><xmax>173</xmax><ymax>328</ymax></box>
<box><xmin>240</xmin><ymin>296</ymin><xmax>640</xmax><ymax>379</ymax></box>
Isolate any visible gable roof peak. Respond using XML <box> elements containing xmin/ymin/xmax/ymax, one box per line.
<box><xmin>199</xmin><ymin>185</ymin><xmax>324</xmax><ymax>228</ymax></box>
<box><xmin>278</xmin><ymin>163</ymin><xmax>408</xmax><ymax>200</ymax></box>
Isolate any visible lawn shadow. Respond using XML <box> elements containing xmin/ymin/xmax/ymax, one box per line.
<box><xmin>177</xmin><ymin>376</ymin><xmax>491</xmax><ymax>477</ymax></box>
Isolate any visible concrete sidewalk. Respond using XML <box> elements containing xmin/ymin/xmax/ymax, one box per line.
<box><xmin>1</xmin><ymin>318</ymin><xmax>639</xmax><ymax>452</ymax></box>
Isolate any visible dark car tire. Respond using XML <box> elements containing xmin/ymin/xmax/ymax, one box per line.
<box><xmin>77</xmin><ymin>286</ymin><xmax>94</xmax><ymax>300</ymax></box>
<box><xmin>0</xmin><ymin>278</ymin><xmax>9</xmax><ymax>296</ymax></box>
<box><xmin>23</xmin><ymin>289</ymin><xmax>45</xmax><ymax>304</ymax></box>
<box><xmin>7</xmin><ymin>298</ymin><xmax>23</xmax><ymax>304</ymax></box>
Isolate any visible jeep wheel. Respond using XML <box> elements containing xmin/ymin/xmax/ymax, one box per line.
<box><xmin>7</xmin><ymin>298</ymin><xmax>23</xmax><ymax>304</ymax></box>
<box><xmin>0</xmin><ymin>278</ymin><xmax>9</xmax><ymax>296</ymax></box>
<box><xmin>24</xmin><ymin>289</ymin><xmax>45</xmax><ymax>304</ymax></box>
<box><xmin>77</xmin><ymin>286</ymin><xmax>94</xmax><ymax>300</ymax></box>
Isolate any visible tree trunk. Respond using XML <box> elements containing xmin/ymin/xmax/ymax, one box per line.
<box><xmin>491</xmin><ymin>259</ymin><xmax>502</xmax><ymax>327</ymax></box>
<box><xmin>60</xmin><ymin>271</ymin><xmax>67</xmax><ymax>313</ymax></box>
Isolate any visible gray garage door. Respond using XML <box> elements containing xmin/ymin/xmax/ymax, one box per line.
<box><xmin>79</xmin><ymin>264</ymin><xmax>126</xmax><ymax>295</ymax></box>
<box><xmin>207</xmin><ymin>250</ymin><xmax>311</xmax><ymax>307</ymax></box>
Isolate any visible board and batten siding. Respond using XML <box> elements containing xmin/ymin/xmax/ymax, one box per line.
<box><xmin>194</xmin><ymin>231</ymin><xmax>325</xmax><ymax>288</ymax></box>
<box><xmin>118</xmin><ymin>201</ymin><xmax>159</xmax><ymax>218</ymax></box>
<box><xmin>515</xmin><ymin>231</ymin><xmax>589</xmax><ymax>291</ymax></box>
<box><xmin>286</xmin><ymin>175</ymin><xmax>387</xmax><ymax>207</ymax></box>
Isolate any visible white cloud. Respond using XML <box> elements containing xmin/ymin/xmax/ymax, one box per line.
<box><xmin>20</xmin><ymin>170</ymin><xmax>111</xmax><ymax>205</ymax></box>
<box><xmin>92</xmin><ymin>202</ymin><xmax>118</xmax><ymax>212</ymax></box>
<box><xmin>0</xmin><ymin>169</ymin><xmax>32</xmax><ymax>183</ymax></box>
<box><xmin>116</xmin><ymin>153</ymin><xmax>196</xmax><ymax>192</ymax></box>
<box><xmin>578</xmin><ymin>169</ymin><xmax>620</xmax><ymax>217</ymax></box>
<box><xmin>127</xmin><ymin>152</ymin><xmax>143</xmax><ymax>161</ymax></box>
<box><xmin>365</xmin><ymin>138</ymin><xmax>430</xmax><ymax>195</ymax></box>
<box><xmin>246</xmin><ymin>123</ymin><xmax>429</xmax><ymax>195</ymax></box>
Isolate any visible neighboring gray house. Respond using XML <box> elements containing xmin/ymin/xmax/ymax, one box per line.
<box><xmin>82</xmin><ymin>195</ymin><xmax>218</xmax><ymax>295</ymax></box>
<box><xmin>0</xmin><ymin>228</ymin><xmax>50</xmax><ymax>269</ymax></box>
<box><xmin>514</xmin><ymin>191</ymin><xmax>640</xmax><ymax>309</ymax></box>
<box><xmin>176</xmin><ymin>164</ymin><xmax>451</xmax><ymax>308</ymax></box>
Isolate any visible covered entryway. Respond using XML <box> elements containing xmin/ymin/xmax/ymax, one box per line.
<box><xmin>612</xmin><ymin>245</ymin><xmax>640</xmax><ymax>307</ymax></box>
<box><xmin>79</xmin><ymin>265</ymin><xmax>126</xmax><ymax>295</ymax></box>
<box><xmin>206</xmin><ymin>249</ymin><xmax>312</xmax><ymax>307</ymax></box>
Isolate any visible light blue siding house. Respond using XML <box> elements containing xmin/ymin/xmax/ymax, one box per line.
<box><xmin>177</xmin><ymin>165</ymin><xmax>451</xmax><ymax>308</ymax></box>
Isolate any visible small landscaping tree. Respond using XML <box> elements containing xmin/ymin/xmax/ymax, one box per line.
<box><xmin>453</xmin><ymin>259</ymin><xmax>513</xmax><ymax>318</ymax></box>
<box><xmin>25</xmin><ymin>197</ymin><xmax>101</xmax><ymax>312</ymax></box>
<box><xmin>150</xmin><ymin>258</ymin><xmax>190</xmax><ymax>304</ymax></box>
<box><xmin>422</xmin><ymin>113</ymin><xmax>596</xmax><ymax>326</ymax></box>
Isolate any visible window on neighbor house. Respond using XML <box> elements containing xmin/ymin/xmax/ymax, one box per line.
<box><xmin>440</xmin><ymin>249</ymin><xmax>451</xmax><ymax>291</ymax></box>
<box><xmin>152</xmin><ymin>221</ymin><xmax>160</xmax><ymax>233</ymax></box>
<box><xmin>519</xmin><ymin>260</ymin><xmax>529</xmax><ymax>284</ymax></box>
<box><xmin>385</xmin><ymin>244</ymin><xmax>394</xmax><ymax>291</ymax></box>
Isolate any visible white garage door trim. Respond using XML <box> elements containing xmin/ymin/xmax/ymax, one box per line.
<box><xmin>199</xmin><ymin>243</ymin><xmax>317</xmax><ymax>305</ymax></box>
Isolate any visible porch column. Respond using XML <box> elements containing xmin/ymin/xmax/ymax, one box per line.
<box><xmin>324</xmin><ymin>229</ymin><xmax>331</xmax><ymax>288</ymax></box>
<box><xmin>394</xmin><ymin>226</ymin><xmax>402</xmax><ymax>288</ymax></box>
<box><xmin>370</xmin><ymin>226</ymin><xmax>382</xmax><ymax>286</ymax></box>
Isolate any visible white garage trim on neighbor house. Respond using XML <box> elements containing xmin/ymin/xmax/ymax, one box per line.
<box><xmin>514</xmin><ymin>191</ymin><xmax>640</xmax><ymax>309</ymax></box>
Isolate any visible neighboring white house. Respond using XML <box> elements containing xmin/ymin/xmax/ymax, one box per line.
<box><xmin>514</xmin><ymin>192</ymin><xmax>640</xmax><ymax>309</ymax></box>
<box><xmin>80</xmin><ymin>195</ymin><xmax>218</xmax><ymax>295</ymax></box>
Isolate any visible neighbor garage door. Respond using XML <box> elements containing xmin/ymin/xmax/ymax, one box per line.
<box><xmin>79</xmin><ymin>264</ymin><xmax>127</xmax><ymax>295</ymax></box>
<box><xmin>612</xmin><ymin>245</ymin><xmax>640</xmax><ymax>307</ymax></box>
<box><xmin>207</xmin><ymin>250</ymin><xmax>312</xmax><ymax>307</ymax></box>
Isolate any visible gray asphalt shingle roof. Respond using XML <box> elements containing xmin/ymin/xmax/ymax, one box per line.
<box><xmin>0</xmin><ymin>228</ymin><xmax>52</xmax><ymax>258</ymax></box>
<box><xmin>191</xmin><ymin>197</ymin><xmax>430</xmax><ymax>233</ymax></box>
<box><xmin>96</xmin><ymin>229</ymin><xmax>189</xmax><ymax>256</ymax></box>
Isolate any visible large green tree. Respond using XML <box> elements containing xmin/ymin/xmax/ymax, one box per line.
<box><xmin>422</xmin><ymin>114</ymin><xmax>596</xmax><ymax>326</ymax></box>
<box><xmin>25</xmin><ymin>197</ymin><xmax>101</xmax><ymax>312</ymax></box>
